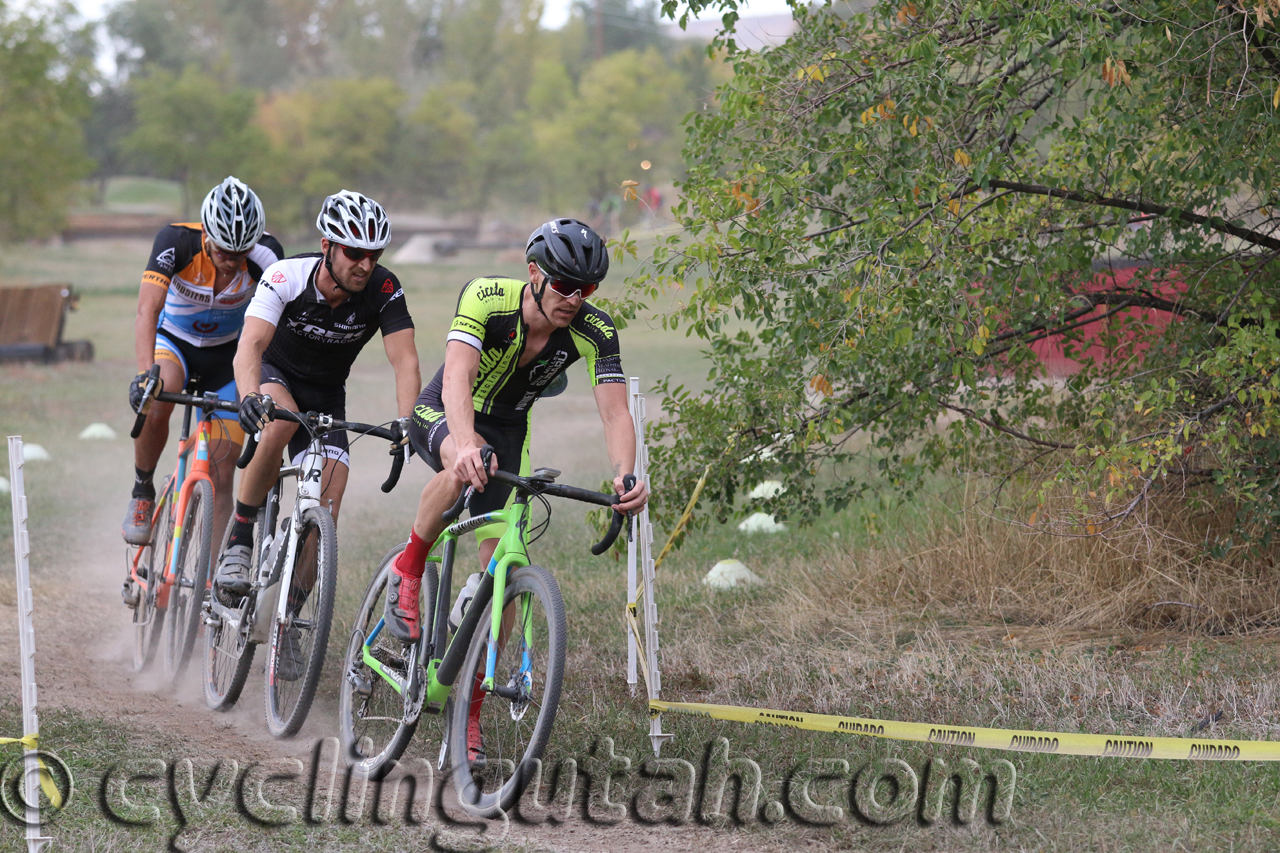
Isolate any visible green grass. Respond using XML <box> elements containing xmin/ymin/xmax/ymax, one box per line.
<box><xmin>100</xmin><ymin>177</ymin><xmax>183</xmax><ymax>214</ymax></box>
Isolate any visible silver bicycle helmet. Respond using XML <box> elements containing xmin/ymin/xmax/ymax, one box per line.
<box><xmin>201</xmin><ymin>176</ymin><xmax>265</xmax><ymax>253</ymax></box>
<box><xmin>315</xmin><ymin>190</ymin><xmax>392</xmax><ymax>250</ymax></box>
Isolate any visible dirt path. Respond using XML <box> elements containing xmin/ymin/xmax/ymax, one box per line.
<box><xmin>0</xmin><ymin>392</ymin><xmax>818</xmax><ymax>852</ymax></box>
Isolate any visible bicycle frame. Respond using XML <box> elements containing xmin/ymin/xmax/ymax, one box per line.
<box><xmin>359</xmin><ymin>497</ymin><xmax>536</xmax><ymax>714</ymax></box>
<box><xmin>211</xmin><ymin>431</ymin><xmax>328</xmax><ymax>645</ymax></box>
<box><xmin>128</xmin><ymin>404</ymin><xmax>217</xmax><ymax>610</ymax></box>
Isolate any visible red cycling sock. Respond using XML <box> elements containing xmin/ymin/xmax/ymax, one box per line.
<box><xmin>394</xmin><ymin>529</ymin><xmax>434</xmax><ymax>580</ymax></box>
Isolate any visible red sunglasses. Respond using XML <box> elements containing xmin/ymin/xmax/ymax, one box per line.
<box><xmin>539</xmin><ymin>267</ymin><xmax>598</xmax><ymax>299</ymax></box>
<box><xmin>336</xmin><ymin>243</ymin><xmax>384</xmax><ymax>263</ymax></box>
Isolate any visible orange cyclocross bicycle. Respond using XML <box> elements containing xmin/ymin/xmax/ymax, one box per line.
<box><xmin>122</xmin><ymin>363</ymin><xmax>242</xmax><ymax>683</ymax></box>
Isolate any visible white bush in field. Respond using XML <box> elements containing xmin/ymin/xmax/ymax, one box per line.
<box><xmin>747</xmin><ymin>480</ymin><xmax>784</xmax><ymax>500</ymax></box>
<box><xmin>738</xmin><ymin>512</ymin><xmax>785</xmax><ymax>534</ymax></box>
<box><xmin>79</xmin><ymin>423</ymin><xmax>117</xmax><ymax>440</ymax></box>
<box><xmin>0</xmin><ymin>477</ymin><xmax>8</xmax><ymax>494</ymax></box>
<box><xmin>22</xmin><ymin>445</ymin><xmax>50</xmax><ymax>462</ymax></box>
<box><xmin>703</xmin><ymin>559</ymin><xmax>765</xmax><ymax>590</ymax></box>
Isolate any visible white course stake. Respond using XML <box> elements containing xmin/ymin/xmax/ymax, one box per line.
<box><xmin>626</xmin><ymin>379</ymin><xmax>672</xmax><ymax>756</ymax></box>
<box><xmin>8</xmin><ymin>437</ymin><xmax>52</xmax><ymax>852</ymax></box>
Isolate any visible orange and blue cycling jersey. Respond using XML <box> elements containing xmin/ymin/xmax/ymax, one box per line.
<box><xmin>142</xmin><ymin>223</ymin><xmax>284</xmax><ymax>347</ymax></box>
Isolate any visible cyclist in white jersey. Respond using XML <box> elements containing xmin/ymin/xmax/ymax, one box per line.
<box><xmin>124</xmin><ymin>177</ymin><xmax>283</xmax><ymax>547</ymax></box>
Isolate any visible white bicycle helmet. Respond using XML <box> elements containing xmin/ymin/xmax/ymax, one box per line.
<box><xmin>201</xmin><ymin>176</ymin><xmax>265</xmax><ymax>253</ymax></box>
<box><xmin>315</xmin><ymin>190</ymin><xmax>392</xmax><ymax>250</ymax></box>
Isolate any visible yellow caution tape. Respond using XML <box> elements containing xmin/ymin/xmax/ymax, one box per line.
<box><xmin>650</xmin><ymin>700</ymin><xmax>1280</xmax><ymax>761</ymax></box>
<box><xmin>654</xmin><ymin>463</ymin><xmax>710</xmax><ymax>570</ymax></box>
<box><xmin>1</xmin><ymin>734</ymin><xmax>64</xmax><ymax>807</ymax></box>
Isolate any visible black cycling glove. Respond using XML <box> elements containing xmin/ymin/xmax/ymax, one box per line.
<box><xmin>388</xmin><ymin>416</ymin><xmax>413</xmax><ymax>458</ymax></box>
<box><xmin>129</xmin><ymin>370</ymin><xmax>161</xmax><ymax>412</ymax></box>
<box><xmin>239</xmin><ymin>392</ymin><xmax>274</xmax><ymax>435</ymax></box>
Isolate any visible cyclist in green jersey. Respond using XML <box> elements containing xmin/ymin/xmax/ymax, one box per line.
<box><xmin>385</xmin><ymin>218</ymin><xmax>649</xmax><ymax>759</ymax></box>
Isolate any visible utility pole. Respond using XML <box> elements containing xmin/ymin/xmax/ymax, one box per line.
<box><xmin>594</xmin><ymin>0</ymin><xmax>605</xmax><ymax>60</ymax></box>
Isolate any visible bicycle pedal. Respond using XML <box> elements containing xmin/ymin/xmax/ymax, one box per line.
<box><xmin>178</xmin><ymin>577</ymin><xmax>195</xmax><ymax>588</ymax></box>
<box><xmin>121</xmin><ymin>583</ymin><xmax>140</xmax><ymax>609</ymax></box>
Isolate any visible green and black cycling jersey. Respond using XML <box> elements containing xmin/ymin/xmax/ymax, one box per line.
<box><xmin>423</xmin><ymin>276</ymin><xmax>625</xmax><ymax>421</ymax></box>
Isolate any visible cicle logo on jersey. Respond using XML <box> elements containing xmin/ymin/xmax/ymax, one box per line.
<box><xmin>581</xmin><ymin>312</ymin><xmax>615</xmax><ymax>340</ymax></box>
<box><xmin>271</xmin><ymin>271</ymin><xmax>287</xmax><ymax>284</ymax></box>
<box><xmin>192</xmin><ymin>321</ymin><xmax>219</xmax><ymax>334</ymax></box>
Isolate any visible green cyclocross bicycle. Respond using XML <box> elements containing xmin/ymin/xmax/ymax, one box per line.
<box><xmin>338</xmin><ymin>447</ymin><xmax>633</xmax><ymax>817</ymax></box>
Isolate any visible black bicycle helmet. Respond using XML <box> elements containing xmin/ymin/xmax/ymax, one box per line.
<box><xmin>525</xmin><ymin>218</ymin><xmax>609</xmax><ymax>285</ymax></box>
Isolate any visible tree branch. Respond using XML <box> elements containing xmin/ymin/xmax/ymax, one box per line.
<box><xmin>985</xmin><ymin>180</ymin><xmax>1280</xmax><ymax>251</ymax></box>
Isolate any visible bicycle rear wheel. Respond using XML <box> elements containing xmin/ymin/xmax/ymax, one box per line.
<box><xmin>448</xmin><ymin>564</ymin><xmax>566</xmax><ymax>818</ymax></box>
<box><xmin>339</xmin><ymin>543</ymin><xmax>440</xmax><ymax>779</ymax></box>
<box><xmin>132</xmin><ymin>484</ymin><xmax>173</xmax><ymax>673</ymax></box>
<box><xmin>203</xmin><ymin>511</ymin><xmax>258</xmax><ymax>710</ymax></box>
<box><xmin>264</xmin><ymin>506</ymin><xmax>337</xmax><ymax>738</ymax></box>
<box><xmin>162</xmin><ymin>478</ymin><xmax>213</xmax><ymax>684</ymax></box>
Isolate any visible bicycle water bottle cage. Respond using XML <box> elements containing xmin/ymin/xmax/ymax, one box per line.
<box><xmin>529</xmin><ymin>468</ymin><xmax>561</xmax><ymax>483</ymax></box>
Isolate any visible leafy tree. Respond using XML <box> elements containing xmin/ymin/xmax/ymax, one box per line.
<box><xmin>533</xmin><ymin>48</ymin><xmax>690</xmax><ymax>208</ymax></box>
<box><xmin>255</xmin><ymin>77</ymin><xmax>405</xmax><ymax>224</ymax></box>
<box><xmin>0</xmin><ymin>1</ymin><xmax>94</xmax><ymax>241</ymax></box>
<box><xmin>628</xmin><ymin>0</ymin><xmax>1280</xmax><ymax>545</ymax></box>
<box><xmin>124</xmin><ymin>65</ymin><xmax>266</xmax><ymax>216</ymax></box>
<box><xmin>392</xmin><ymin>82</ymin><xmax>480</xmax><ymax>205</ymax></box>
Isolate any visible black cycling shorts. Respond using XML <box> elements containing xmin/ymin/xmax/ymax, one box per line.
<box><xmin>407</xmin><ymin>389</ymin><xmax>530</xmax><ymax>539</ymax></box>
<box><xmin>260</xmin><ymin>362</ymin><xmax>350</xmax><ymax>466</ymax></box>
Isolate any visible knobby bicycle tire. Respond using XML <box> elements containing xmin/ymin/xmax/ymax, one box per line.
<box><xmin>339</xmin><ymin>543</ymin><xmax>442</xmax><ymax>779</ymax></box>
<box><xmin>162</xmin><ymin>478</ymin><xmax>213</xmax><ymax>684</ymax></box>
<box><xmin>132</xmin><ymin>482</ymin><xmax>174</xmax><ymax>673</ymax></box>
<box><xmin>448</xmin><ymin>564</ymin><xmax>566</xmax><ymax>818</ymax></box>
<box><xmin>264</xmin><ymin>505</ymin><xmax>337</xmax><ymax>738</ymax></box>
<box><xmin>203</xmin><ymin>507</ymin><xmax>261</xmax><ymax>710</ymax></box>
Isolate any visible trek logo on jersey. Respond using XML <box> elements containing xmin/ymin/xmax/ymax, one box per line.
<box><xmin>581</xmin><ymin>312</ymin><xmax>614</xmax><ymax>340</ymax></box>
<box><xmin>155</xmin><ymin>247</ymin><xmax>177</xmax><ymax>273</ymax></box>
<box><xmin>382</xmin><ymin>280</ymin><xmax>394</xmax><ymax>294</ymax></box>
<box><xmin>271</xmin><ymin>271</ymin><xmax>287</xmax><ymax>283</ymax></box>
<box><xmin>283</xmin><ymin>317</ymin><xmax>364</xmax><ymax>344</ymax></box>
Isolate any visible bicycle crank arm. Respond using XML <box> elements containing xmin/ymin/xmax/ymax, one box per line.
<box><xmin>490</xmin><ymin>684</ymin><xmax>522</xmax><ymax>700</ymax></box>
<box><xmin>402</xmin><ymin>644</ymin><xmax>425</xmax><ymax>725</ymax></box>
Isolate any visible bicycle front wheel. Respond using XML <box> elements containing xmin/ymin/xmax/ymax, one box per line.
<box><xmin>162</xmin><ymin>478</ymin><xmax>213</xmax><ymax>684</ymax></box>
<box><xmin>448</xmin><ymin>564</ymin><xmax>566</xmax><ymax>818</ymax></box>
<box><xmin>264</xmin><ymin>505</ymin><xmax>337</xmax><ymax>738</ymax></box>
<box><xmin>338</xmin><ymin>543</ymin><xmax>439</xmax><ymax>779</ymax></box>
<box><xmin>203</xmin><ymin>511</ymin><xmax>257</xmax><ymax>711</ymax></box>
<box><xmin>132</xmin><ymin>485</ymin><xmax>173</xmax><ymax>673</ymax></box>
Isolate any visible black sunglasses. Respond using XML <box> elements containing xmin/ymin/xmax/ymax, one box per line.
<box><xmin>336</xmin><ymin>244</ymin><xmax>384</xmax><ymax>263</ymax></box>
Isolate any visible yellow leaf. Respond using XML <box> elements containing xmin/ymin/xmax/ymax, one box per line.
<box><xmin>909</xmin><ymin>118</ymin><xmax>919</xmax><ymax>136</ymax></box>
<box><xmin>1165</xmin><ymin>25</ymin><xmax>1172</xmax><ymax>42</ymax></box>
<box><xmin>947</xmin><ymin>198</ymin><xmax>961</xmax><ymax>216</ymax></box>
<box><xmin>954</xmin><ymin>149</ymin><xmax>971</xmax><ymax>167</ymax></box>
<box><xmin>1273</xmin><ymin>85</ymin><xmax>1279</xmax><ymax>109</ymax></box>
<box><xmin>621</xmin><ymin>180</ymin><xmax>639</xmax><ymax>187</ymax></box>
<box><xmin>896</xmin><ymin>3</ymin><xmax>917</xmax><ymax>23</ymax></box>
<box><xmin>1028</xmin><ymin>509</ymin><xmax>1039</xmax><ymax>526</ymax></box>
<box><xmin>810</xmin><ymin>374</ymin><xmax>834</xmax><ymax>397</ymax></box>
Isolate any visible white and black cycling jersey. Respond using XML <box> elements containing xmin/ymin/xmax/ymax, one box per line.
<box><xmin>245</xmin><ymin>253</ymin><xmax>414</xmax><ymax>386</ymax></box>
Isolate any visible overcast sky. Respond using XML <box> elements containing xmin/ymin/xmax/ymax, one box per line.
<box><xmin>66</xmin><ymin>0</ymin><xmax>797</xmax><ymax>29</ymax></box>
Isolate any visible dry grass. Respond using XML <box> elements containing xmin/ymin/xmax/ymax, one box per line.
<box><xmin>613</xmin><ymin>492</ymin><xmax>1280</xmax><ymax>746</ymax></box>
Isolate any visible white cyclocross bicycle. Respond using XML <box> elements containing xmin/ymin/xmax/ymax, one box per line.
<box><xmin>201</xmin><ymin>404</ymin><xmax>406</xmax><ymax>737</ymax></box>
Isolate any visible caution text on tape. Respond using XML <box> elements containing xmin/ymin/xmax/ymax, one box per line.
<box><xmin>651</xmin><ymin>700</ymin><xmax>1278</xmax><ymax>761</ymax></box>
